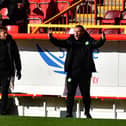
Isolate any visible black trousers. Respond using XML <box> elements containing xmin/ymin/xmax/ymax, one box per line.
<box><xmin>0</xmin><ymin>77</ymin><xmax>10</xmax><ymax>114</ymax></box>
<box><xmin>66</xmin><ymin>72</ymin><xmax>92</xmax><ymax>115</ymax></box>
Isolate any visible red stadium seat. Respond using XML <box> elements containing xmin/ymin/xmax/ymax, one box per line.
<box><xmin>57</xmin><ymin>1</ymin><xmax>69</xmax><ymax>12</ymax></box>
<box><xmin>101</xmin><ymin>10</ymin><xmax>121</xmax><ymax>24</ymax></box>
<box><xmin>120</xmin><ymin>11</ymin><xmax>126</xmax><ymax>24</ymax></box>
<box><xmin>6</xmin><ymin>25</ymin><xmax>19</xmax><ymax>33</ymax></box>
<box><xmin>38</xmin><ymin>0</ymin><xmax>69</xmax><ymax>23</ymax></box>
<box><xmin>28</xmin><ymin>15</ymin><xmax>42</xmax><ymax>24</ymax></box>
<box><xmin>32</xmin><ymin>7</ymin><xmax>44</xmax><ymax>16</ymax></box>
<box><xmin>96</xmin><ymin>0</ymin><xmax>104</xmax><ymax>5</ymax></box>
<box><xmin>0</xmin><ymin>8</ymin><xmax>8</xmax><ymax>19</ymax></box>
<box><xmin>28</xmin><ymin>15</ymin><xmax>43</xmax><ymax>33</ymax></box>
<box><xmin>28</xmin><ymin>0</ymin><xmax>39</xmax><ymax>3</ymax></box>
<box><xmin>38</xmin><ymin>2</ymin><xmax>49</xmax><ymax>20</ymax></box>
<box><xmin>101</xmin><ymin>10</ymin><xmax>121</xmax><ymax>34</ymax></box>
<box><xmin>56</xmin><ymin>1</ymin><xmax>69</xmax><ymax>24</ymax></box>
<box><xmin>120</xmin><ymin>11</ymin><xmax>126</xmax><ymax>34</ymax></box>
<box><xmin>86</xmin><ymin>28</ymin><xmax>100</xmax><ymax>34</ymax></box>
<box><xmin>29</xmin><ymin>2</ymin><xmax>38</xmax><ymax>15</ymax></box>
<box><xmin>39</xmin><ymin>0</ymin><xmax>51</xmax><ymax>2</ymax></box>
<box><xmin>102</xmin><ymin>28</ymin><xmax>119</xmax><ymax>34</ymax></box>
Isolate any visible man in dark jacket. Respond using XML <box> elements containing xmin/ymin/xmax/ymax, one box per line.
<box><xmin>48</xmin><ymin>25</ymin><xmax>106</xmax><ymax>118</ymax></box>
<box><xmin>1</xmin><ymin>0</ymin><xmax>30</xmax><ymax>33</ymax></box>
<box><xmin>0</xmin><ymin>26</ymin><xmax>21</xmax><ymax>115</ymax></box>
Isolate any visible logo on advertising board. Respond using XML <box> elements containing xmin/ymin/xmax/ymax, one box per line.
<box><xmin>36</xmin><ymin>44</ymin><xmax>66</xmax><ymax>74</ymax></box>
<box><xmin>36</xmin><ymin>44</ymin><xmax>99</xmax><ymax>76</ymax></box>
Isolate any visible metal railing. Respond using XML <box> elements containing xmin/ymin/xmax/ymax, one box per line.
<box><xmin>31</xmin><ymin>0</ymin><xmax>85</xmax><ymax>33</ymax></box>
<box><xmin>28</xmin><ymin>0</ymin><xmax>126</xmax><ymax>34</ymax></box>
<box><xmin>28</xmin><ymin>23</ymin><xmax>126</xmax><ymax>34</ymax></box>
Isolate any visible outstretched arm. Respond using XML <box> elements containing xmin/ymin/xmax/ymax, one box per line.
<box><xmin>48</xmin><ymin>31</ymin><xmax>69</xmax><ymax>48</ymax></box>
<box><xmin>91</xmin><ymin>31</ymin><xmax>106</xmax><ymax>49</ymax></box>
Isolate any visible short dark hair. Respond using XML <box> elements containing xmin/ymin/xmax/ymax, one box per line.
<box><xmin>75</xmin><ymin>25</ymin><xmax>85</xmax><ymax>31</ymax></box>
<box><xmin>18</xmin><ymin>0</ymin><xmax>23</xmax><ymax>3</ymax></box>
<box><xmin>0</xmin><ymin>26</ymin><xmax>7</xmax><ymax>32</ymax></box>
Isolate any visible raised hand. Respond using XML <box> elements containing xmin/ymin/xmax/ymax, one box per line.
<box><xmin>48</xmin><ymin>30</ymin><xmax>53</xmax><ymax>39</ymax></box>
<box><xmin>102</xmin><ymin>31</ymin><xmax>106</xmax><ymax>40</ymax></box>
<box><xmin>16</xmin><ymin>71</ymin><xmax>21</xmax><ymax>80</ymax></box>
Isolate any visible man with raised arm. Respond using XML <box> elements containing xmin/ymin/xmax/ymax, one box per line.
<box><xmin>48</xmin><ymin>25</ymin><xmax>106</xmax><ymax>118</ymax></box>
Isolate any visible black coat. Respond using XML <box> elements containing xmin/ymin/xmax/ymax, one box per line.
<box><xmin>6</xmin><ymin>0</ymin><xmax>30</xmax><ymax>21</ymax></box>
<box><xmin>49</xmin><ymin>33</ymin><xmax>105</xmax><ymax>73</ymax></box>
<box><xmin>5</xmin><ymin>35</ymin><xmax>21</xmax><ymax>77</ymax></box>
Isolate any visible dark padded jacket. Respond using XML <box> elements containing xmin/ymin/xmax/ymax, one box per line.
<box><xmin>5</xmin><ymin>35</ymin><xmax>21</xmax><ymax>77</ymax></box>
<box><xmin>49</xmin><ymin>33</ymin><xmax>105</xmax><ymax>73</ymax></box>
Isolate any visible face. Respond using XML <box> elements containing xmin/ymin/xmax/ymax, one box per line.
<box><xmin>74</xmin><ymin>27</ymin><xmax>85</xmax><ymax>40</ymax></box>
<box><xmin>18</xmin><ymin>3</ymin><xmax>24</xmax><ymax>8</ymax></box>
<box><xmin>0</xmin><ymin>29</ymin><xmax>8</xmax><ymax>40</ymax></box>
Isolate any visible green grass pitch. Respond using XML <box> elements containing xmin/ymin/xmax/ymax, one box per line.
<box><xmin>0</xmin><ymin>116</ymin><xmax>126</xmax><ymax>126</ymax></box>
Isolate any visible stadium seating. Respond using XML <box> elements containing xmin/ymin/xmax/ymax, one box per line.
<box><xmin>38</xmin><ymin>2</ymin><xmax>49</xmax><ymax>20</ymax></box>
<box><xmin>39</xmin><ymin>0</ymin><xmax>51</xmax><ymax>2</ymax></box>
<box><xmin>56</xmin><ymin>1</ymin><xmax>69</xmax><ymax>24</ymax></box>
<box><xmin>100</xmin><ymin>10</ymin><xmax>121</xmax><ymax>34</ymax></box>
<box><xmin>28</xmin><ymin>15</ymin><xmax>43</xmax><ymax>33</ymax></box>
<box><xmin>0</xmin><ymin>0</ymin><xmax>125</xmax><ymax>34</ymax></box>
<box><xmin>101</xmin><ymin>10</ymin><xmax>121</xmax><ymax>24</ymax></box>
<box><xmin>29</xmin><ymin>0</ymin><xmax>40</xmax><ymax>3</ymax></box>
<box><xmin>6</xmin><ymin>25</ymin><xmax>19</xmax><ymax>33</ymax></box>
<box><xmin>86</xmin><ymin>28</ymin><xmax>100</xmax><ymax>34</ymax></box>
<box><xmin>120</xmin><ymin>11</ymin><xmax>126</xmax><ymax>24</ymax></box>
<box><xmin>29</xmin><ymin>1</ymin><xmax>38</xmax><ymax>15</ymax></box>
<box><xmin>96</xmin><ymin>0</ymin><xmax>104</xmax><ymax>5</ymax></box>
<box><xmin>38</xmin><ymin>0</ymin><xmax>69</xmax><ymax>24</ymax></box>
<box><xmin>28</xmin><ymin>15</ymin><xmax>42</xmax><ymax>24</ymax></box>
<box><xmin>102</xmin><ymin>28</ymin><xmax>119</xmax><ymax>34</ymax></box>
<box><xmin>28</xmin><ymin>0</ymin><xmax>44</xmax><ymax>25</ymax></box>
<box><xmin>120</xmin><ymin>11</ymin><xmax>126</xmax><ymax>33</ymax></box>
<box><xmin>0</xmin><ymin>8</ymin><xmax>8</xmax><ymax>19</ymax></box>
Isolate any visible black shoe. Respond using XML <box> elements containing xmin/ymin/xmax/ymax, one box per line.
<box><xmin>66</xmin><ymin>114</ymin><xmax>73</xmax><ymax>118</ymax></box>
<box><xmin>85</xmin><ymin>113</ymin><xmax>92</xmax><ymax>119</ymax></box>
<box><xmin>0</xmin><ymin>111</ymin><xmax>7</xmax><ymax>115</ymax></box>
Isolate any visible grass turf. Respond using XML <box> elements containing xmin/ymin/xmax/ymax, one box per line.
<box><xmin>0</xmin><ymin>116</ymin><xmax>126</xmax><ymax>126</ymax></box>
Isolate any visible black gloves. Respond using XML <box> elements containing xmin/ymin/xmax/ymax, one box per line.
<box><xmin>16</xmin><ymin>71</ymin><xmax>21</xmax><ymax>80</ymax></box>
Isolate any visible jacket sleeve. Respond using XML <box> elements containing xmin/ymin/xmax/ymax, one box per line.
<box><xmin>12</xmin><ymin>39</ymin><xmax>22</xmax><ymax>73</ymax></box>
<box><xmin>90</xmin><ymin>37</ymin><xmax>106</xmax><ymax>49</ymax></box>
<box><xmin>49</xmin><ymin>35</ymin><xmax>69</xmax><ymax>48</ymax></box>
